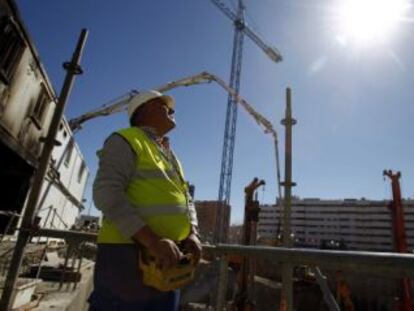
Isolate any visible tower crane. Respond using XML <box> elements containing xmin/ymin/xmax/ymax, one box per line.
<box><xmin>209</xmin><ymin>0</ymin><xmax>282</xmax><ymax>243</ymax></box>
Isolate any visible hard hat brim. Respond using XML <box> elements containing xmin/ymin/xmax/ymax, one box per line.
<box><xmin>159</xmin><ymin>95</ymin><xmax>175</xmax><ymax>110</ymax></box>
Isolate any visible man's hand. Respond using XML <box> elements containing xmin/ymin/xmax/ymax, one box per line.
<box><xmin>182</xmin><ymin>233</ymin><xmax>202</xmax><ymax>265</ymax></box>
<box><xmin>132</xmin><ymin>226</ymin><xmax>183</xmax><ymax>269</ymax></box>
<box><xmin>148</xmin><ymin>238</ymin><xmax>183</xmax><ymax>269</ymax></box>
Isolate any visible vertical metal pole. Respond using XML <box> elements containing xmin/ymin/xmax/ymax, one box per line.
<box><xmin>67</xmin><ymin>248</ymin><xmax>77</xmax><ymax>290</ymax></box>
<box><xmin>35</xmin><ymin>205</ymin><xmax>53</xmax><ymax>244</ymax></box>
<box><xmin>50</xmin><ymin>208</ymin><xmax>57</xmax><ymax>228</ymax></box>
<box><xmin>273</xmin><ymin>136</ymin><xmax>283</xmax><ymax>242</ymax></box>
<box><xmin>273</xmin><ymin>135</ymin><xmax>283</xmax><ymax>202</ymax></box>
<box><xmin>280</xmin><ymin>87</ymin><xmax>296</xmax><ymax>311</ymax></box>
<box><xmin>35</xmin><ymin>241</ymin><xmax>49</xmax><ymax>280</ymax></box>
<box><xmin>59</xmin><ymin>243</ymin><xmax>73</xmax><ymax>290</ymax></box>
<box><xmin>215</xmin><ymin>254</ymin><xmax>229</xmax><ymax>311</ymax></box>
<box><xmin>43</xmin><ymin>205</ymin><xmax>54</xmax><ymax>228</ymax></box>
<box><xmin>0</xmin><ymin>29</ymin><xmax>88</xmax><ymax>310</ymax></box>
<box><xmin>0</xmin><ymin>213</ymin><xmax>17</xmax><ymax>244</ymax></box>
<box><xmin>73</xmin><ymin>243</ymin><xmax>84</xmax><ymax>290</ymax></box>
<box><xmin>313</xmin><ymin>267</ymin><xmax>340</xmax><ymax>311</ymax></box>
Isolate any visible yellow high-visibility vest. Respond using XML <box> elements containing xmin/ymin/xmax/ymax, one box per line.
<box><xmin>97</xmin><ymin>127</ymin><xmax>191</xmax><ymax>244</ymax></box>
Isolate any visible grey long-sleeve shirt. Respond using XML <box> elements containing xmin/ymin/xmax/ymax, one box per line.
<box><xmin>93</xmin><ymin>131</ymin><xmax>198</xmax><ymax>239</ymax></box>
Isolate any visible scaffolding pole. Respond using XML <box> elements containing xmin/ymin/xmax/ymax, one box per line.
<box><xmin>0</xmin><ymin>29</ymin><xmax>88</xmax><ymax>310</ymax></box>
<box><xmin>280</xmin><ymin>87</ymin><xmax>296</xmax><ymax>311</ymax></box>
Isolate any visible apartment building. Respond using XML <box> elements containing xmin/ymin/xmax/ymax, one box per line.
<box><xmin>258</xmin><ymin>198</ymin><xmax>414</xmax><ymax>252</ymax></box>
<box><xmin>194</xmin><ymin>200</ymin><xmax>231</xmax><ymax>242</ymax></box>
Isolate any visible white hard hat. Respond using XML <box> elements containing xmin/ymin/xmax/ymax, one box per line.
<box><xmin>127</xmin><ymin>90</ymin><xmax>175</xmax><ymax>119</ymax></box>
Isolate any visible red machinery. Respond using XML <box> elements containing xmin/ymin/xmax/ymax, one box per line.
<box><xmin>383</xmin><ymin>170</ymin><xmax>413</xmax><ymax>311</ymax></box>
<box><xmin>231</xmin><ymin>178</ymin><xmax>265</xmax><ymax>311</ymax></box>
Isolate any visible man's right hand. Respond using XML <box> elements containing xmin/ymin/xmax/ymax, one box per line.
<box><xmin>148</xmin><ymin>238</ymin><xmax>183</xmax><ymax>269</ymax></box>
<box><xmin>132</xmin><ymin>226</ymin><xmax>183</xmax><ymax>269</ymax></box>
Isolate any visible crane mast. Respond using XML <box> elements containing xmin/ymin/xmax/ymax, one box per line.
<box><xmin>210</xmin><ymin>0</ymin><xmax>282</xmax><ymax>243</ymax></box>
<box><xmin>216</xmin><ymin>0</ymin><xmax>245</xmax><ymax>243</ymax></box>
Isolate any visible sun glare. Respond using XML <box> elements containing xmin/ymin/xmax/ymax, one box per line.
<box><xmin>335</xmin><ymin>0</ymin><xmax>410</xmax><ymax>46</ymax></box>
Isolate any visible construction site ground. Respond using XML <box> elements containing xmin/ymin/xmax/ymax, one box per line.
<box><xmin>31</xmin><ymin>260</ymin><xmax>94</xmax><ymax>311</ymax></box>
<box><xmin>0</xmin><ymin>241</ymin><xmax>93</xmax><ymax>311</ymax></box>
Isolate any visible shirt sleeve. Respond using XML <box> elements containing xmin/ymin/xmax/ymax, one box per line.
<box><xmin>93</xmin><ymin>133</ymin><xmax>146</xmax><ymax>238</ymax></box>
<box><xmin>188</xmin><ymin>200</ymin><xmax>198</xmax><ymax>228</ymax></box>
<box><xmin>188</xmin><ymin>200</ymin><xmax>200</xmax><ymax>238</ymax></box>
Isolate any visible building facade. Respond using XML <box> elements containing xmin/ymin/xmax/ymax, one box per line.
<box><xmin>35</xmin><ymin>118</ymin><xmax>89</xmax><ymax>231</ymax></box>
<box><xmin>0</xmin><ymin>0</ymin><xmax>88</xmax><ymax>235</ymax></box>
<box><xmin>258</xmin><ymin>198</ymin><xmax>414</xmax><ymax>252</ymax></box>
<box><xmin>194</xmin><ymin>200</ymin><xmax>230</xmax><ymax>243</ymax></box>
<box><xmin>228</xmin><ymin>224</ymin><xmax>243</xmax><ymax>244</ymax></box>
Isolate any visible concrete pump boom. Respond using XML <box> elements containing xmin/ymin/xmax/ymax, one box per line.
<box><xmin>68</xmin><ymin>71</ymin><xmax>282</xmax><ymax>202</ymax></box>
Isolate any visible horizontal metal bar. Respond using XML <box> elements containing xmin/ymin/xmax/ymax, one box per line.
<box><xmin>32</xmin><ymin>229</ymin><xmax>414</xmax><ymax>278</ymax></box>
<box><xmin>204</xmin><ymin>244</ymin><xmax>414</xmax><ymax>278</ymax></box>
<box><xmin>0</xmin><ymin>211</ymin><xmax>21</xmax><ymax>217</ymax></box>
<box><xmin>33</xmin><ymin>228</ymin><xmax>97</xmax><ymax>243</ymax></box>
<box><xmin>45</xmin><ymin>174</ymin><xmax>85</xmax><ymax>211</ymax></box>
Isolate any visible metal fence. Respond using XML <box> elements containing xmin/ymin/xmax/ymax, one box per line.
<box><xmin>202</xmin><ymin>244</ymin><xmax>414</xmax><ymax>310</ymax></box>
<box><xmin>29</xmin><ymin>229</ymin><xmax>414</xmax><ymax>310</ymax></box>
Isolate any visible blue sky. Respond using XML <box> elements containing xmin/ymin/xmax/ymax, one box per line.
<box><xmin>16</xmin><ymin>0</ymin><xmax>414</xmax><ymax>224</ymax></box>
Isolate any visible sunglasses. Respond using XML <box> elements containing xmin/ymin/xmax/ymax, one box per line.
<box><xmin>161</xmin><ymin>102</ymin><xmax>175</xmax><ymax>115</ymax></box>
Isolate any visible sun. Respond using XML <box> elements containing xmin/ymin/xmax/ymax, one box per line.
<box><xmin>335</xmin><ymin>0</ymin><xmax>410</xmax><ymax>46</ymax></box>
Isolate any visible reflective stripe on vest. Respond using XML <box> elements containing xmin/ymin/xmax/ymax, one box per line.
<box><xmin>97</xmin><ymin>127</ymin><xmax>191</xmax><ymax>244</ymax></box>
<box><xmin>133</xmin><ymin>169</ymin><xmax>176</xmax><ymax>180</ymax></box>
<box><xmin>132</xmin><ymin>204</ymin><xmax>188</xmax><ymax>216</ymax></box>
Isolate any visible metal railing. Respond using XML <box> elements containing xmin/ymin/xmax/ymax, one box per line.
<box><xmin>201</xmin><ymin>244</ymin><xmax>414</xmax><ymax>310</ymax></box>
<box><xmin>26</xmin><ymin>229</ymin><xmax>414</xmax><ymax>310</ymax></box>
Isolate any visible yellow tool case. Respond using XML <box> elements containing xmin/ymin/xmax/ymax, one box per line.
<box><xmin>139</xmin><ymin>251</ymin><xmax>195</xmax><ymax>292</ymax></box>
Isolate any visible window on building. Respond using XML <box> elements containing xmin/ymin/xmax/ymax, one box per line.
<box><xmin>31</xmin><ymin>84</ymin><xmax>50</xmax><ymax>126</ymax></box>
<box><xmin>64</xmin><ymin>139</ymin><xmax>74</xmax><ymax>167</ymax></box>
<box><xmin>77</xmin><ymin>161</ymin><xmax>85</xmax><ymax>183</ymax></box>
<box><xmin>0</xmin><ymin>17</ymin><xmax>25</xmax><ymax>82</ymax></box>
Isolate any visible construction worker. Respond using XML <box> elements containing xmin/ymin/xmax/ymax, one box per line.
<box><xmin>89</xmin><ymin>90</ymin><xmax>201</xmax><ymax>310</ymax></box>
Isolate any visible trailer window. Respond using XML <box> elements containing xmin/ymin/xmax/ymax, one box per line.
<box><xmin>77</xmin><ymin>161</ymin><xmax>85</xmax><ymax>183</ymax></box>
<box><xmin>64</xmin><ymin>139</ymin><xmax>74</xmax><ymax>167</ymax></box>
<box><xmin>0</xmin><ymin>17</ymin><xmax>24</xmax><ymax>83</ymax></box>
<box><xmin>32</xmin><ymin>84</ymin><xmax>50</xmax><ymax>126</ymax></box>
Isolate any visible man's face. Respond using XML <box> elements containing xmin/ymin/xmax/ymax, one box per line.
<box><xmin>142</xmin><ymin>97</ymin><xmax>176</xmax><ymax>135</ymax></box>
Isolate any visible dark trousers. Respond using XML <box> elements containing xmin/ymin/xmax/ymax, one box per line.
<box><xmin>88</xmin><ymin>244</ymin><xmax>180</xmax><ymax>311</ymax></box>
